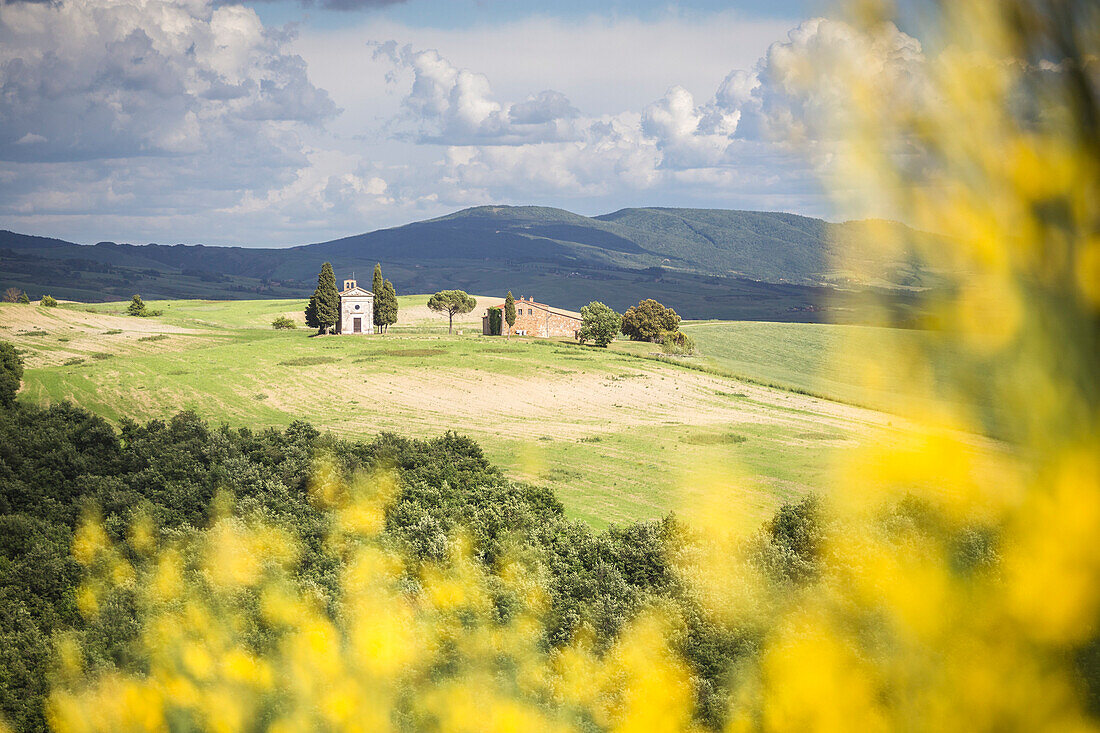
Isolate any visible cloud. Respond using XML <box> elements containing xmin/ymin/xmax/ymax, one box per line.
<box><xmin>509</xmin><ymin>91</ymin><xmax>578</xmax><ymax>125</ymax></box>
<box><xmin>0</xmin><ymin>9</ymin><xmax>928</xmax><ymax>245</ymax></box>
<box><xmin>14</xmin><ymin>132</ymin><xmax>46</xmax><ymax>145</ymax></box>
<box><xmin>371</xmin><ymin>42</ymin><xmax>580</xmax><ymax>145</ymax></box>
<box><xmin>740</xmin><ymin>17</ymin><xmax>926</xmax><ymax>143</ymax></box>
<box><xmin>360</xmin><ymin>17</ymin><xmax>927</xmax><ymax>224</ymax></box>
<box><xmin>220</xmin><ymin>0</ymin><xmax>407</xmax><ymax>9</ymax></box>
<box><xmin>440</xmin><ymin>114</ymin><xmax>661</xmax><ymax>198</ymax></box>
<box><xmin>0</xmin><ymin>0</ymin><xmax>337</xmax><ymax>162</ymax></box>
<box><xmin>641</xmin><ymin>85</ymin><xmax>739</xmax><ymax>169</ymax></box>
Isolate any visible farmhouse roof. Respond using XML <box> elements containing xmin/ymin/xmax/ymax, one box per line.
<box><xmin>490</xmin><ymin>299</ymin><xmax>582</xmax><ymax>320</ymax></box>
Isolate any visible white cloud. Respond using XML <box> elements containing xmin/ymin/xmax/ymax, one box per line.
<box><xmin>641</xmin><ymin>85</ymin><xmax>739</xmax><ymax>169</ymax></box>
<box><xmin>14</xmin><ymin>132</ymin><xmax>46</xmax><ymax>145</ymax></box>
<box><xmin>0</xmin><ymin>0</ymin><xmax>336</xmax><ymax>162</ymax></box>
<box><xmin>371</xmin><ymin>42</ymin><xmax>579</xmax><ymax>145</ymax></box>
<box><xmin>743</xmin><ymin>17</ymin><xmax>926</xmax><ymax>143</ymax></box>
<box><xmin>413</xmin><ymin>17</ymin><xmax>926</xmax><ymax>205</ymax></box>
<box><xmin>0</xmin><ymin>7</ymin><xmax>928</xmax><ymax>245</ymax></box>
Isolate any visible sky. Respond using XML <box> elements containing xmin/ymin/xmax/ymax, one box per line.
<box><xmin>0</xmin><ymin>0</ymin><xmax>925</xmax><ymax>247</ymax></box>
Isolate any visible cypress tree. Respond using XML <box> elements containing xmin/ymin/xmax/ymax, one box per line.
<box><xmin>304</xmin><ymin>297</ymin><xmax>319</xmax><ymax>330</ymax></box>
<box><xmin>504</xmin><ymin>291</ymin><xmax>517</xmax><ymax>339</ymax></box>
<box><xmin>306</xmin><ymin>262</ymin><xmax>340</xmax><ymax>334</ymax></box>
<box><xmin>372</xmin><ymin>263</ymin><xmax>384</xmax><ymax>333</ymax></box>
<box><xmin>378</xmin><ymin>279</ymin><xmax>398</xmax><ymax>333</ymax></box>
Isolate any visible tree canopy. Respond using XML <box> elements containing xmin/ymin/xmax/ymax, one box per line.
<box><xmin>427</xmin><ymin>290</ymin><xmax>476</xmax><ymax>334</ymax></box>
<box><xmin>620</xmin><ymin>298</ymin><xmax>681</xmax><ymax>342</ymax></box>
<box><xmin>0</xmin><ymin>390</ymin><xmax>830</xmax><ymax>732</ymax></box>
<box><xmin>305</xmin><ymin>262</ymin><xmax>340</xmax><ymax>334</ymax></box>
<box><xmin>578</xmin><ymin>301</ymin><xmax>621</xmax><ymax>347</ymax></box>
<box><xmin>0</xmin><ymin>340</ymin><xmax>23</xmax><ymax>407</ymax></box>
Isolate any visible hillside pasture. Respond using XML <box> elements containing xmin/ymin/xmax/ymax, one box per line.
<box><xmin>679</xmin><ymin>320</ymin><xmax>894</xmax><ymax>404</ymax></box>
<box><xmin>72</xmin><ymin>294</ymin><xmax>493</xmax><ymax>333</ymax></box>
<box><xmin>3</xmin><ymin>299</ymin><xmax>920</xmax><ymax>529</ymax></box>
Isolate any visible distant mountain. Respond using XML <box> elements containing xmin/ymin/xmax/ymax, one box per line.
<box><xmin>0</xmin><ymin>206</ymin><xmax>937</xmax><ymax>321</ymax></box>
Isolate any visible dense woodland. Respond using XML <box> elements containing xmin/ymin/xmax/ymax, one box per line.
<box><xmin>0</xmin><ymin>338</ymin><xmax>825</xmax><ymax>731</ymax></box>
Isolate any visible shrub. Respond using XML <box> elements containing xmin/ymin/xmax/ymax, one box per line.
<box><xmin>272</xmin><ymin>316</ymin><xmax>297</xmax><ymax>330</ymax></box>
<box><xmin>127</xmin><ymin>294</ymin><xmax>147</xmax><ymax>316</ymax></box>
<box><xmin>126</xmin><ymin>294</ymin><xmax>162</xmax><ymax>317</ymax></box>
<box><xmin>660</xmin><ymin>330</ymin><xmax>696</xmax><ymax>355</ymax></box>
<box><xmin>621</xmin><ymin>299</ymin><xmax>681</xmax><ymax>342</ymax></box>
<box><xmin>40</xmin><ymin>295</ymin><xmax>58</xmax><ymax>308</ymax></box>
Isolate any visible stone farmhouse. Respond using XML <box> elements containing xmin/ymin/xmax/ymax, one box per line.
<box><xmin>482</xmin><ymin>296</ymin><xmax>583</xmax><ymax>339</ymax></box>
<box><xmin>337</xmin><ymin>279</ymin><xmax>374</xmax><ymax>334</ymax></box>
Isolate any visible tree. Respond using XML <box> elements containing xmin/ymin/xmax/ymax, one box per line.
<box><xmin>504</xmin><ymin>291</ymin><xmax>517</xmax><ymax>340</ymax></box>
<box><xmin>41</xmin><ymin>295</ymin><xmax>58</xmax><ymax>308</ymax></box>
<box><xmin>17</xmin><ymin>291</ymin><xmax>29</xmax><ymax>304</ymax></box>
<box><xmin>305</xmin><ymin>263</ymin><xmax>340</xmax><ymax>334</ymax></box>
<box><xmin>372</xmin><ymin>263</ymin><xmax>384</xmax><ymax>333</ymax></box>
<box><xmin>126</xmin><ymin>294</ymin><xmax>161</xmax><ymax>317</ymax></box>
<box><xmin>578</xmin><ymin>301</ymin><xmax>621</xmax><ymax>347</ymax></box>
<box><xmin>127</xmin><ymin>294</ymin><xmax>147</xmax><ymax>317</ymax></box>
<box><xmin>271</xmin><ymin>316</ymin><xmax>296</xmax><ymax>330</ymax></box>
<box><xmin>0</xmin><ymin>340</ymin><xmax>23</xmax><ymax>407</ymax></box>
<box><xmin>377</xmin><ymin>279</ymin><xmax>398</xmax><ymax>333</ymax></box>
<box><xmin>620</xmin><ymin>298</ymin><xmax>681</xmax><ymax>342</ymax></box>
<box><xmin>2</xmin><ymin>288</ymin><xmax>19</xmax><ymax>303</ymax></box>
<box><xmin>427</xmin><ymin>290</ymin><xmax>476</xmax><ymax>334</ymax></box>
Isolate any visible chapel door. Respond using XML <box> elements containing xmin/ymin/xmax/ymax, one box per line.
<box><xmin>353</xmin><ymin>317</ymin><xmax>362</xmax><ymax>333</ymax></box>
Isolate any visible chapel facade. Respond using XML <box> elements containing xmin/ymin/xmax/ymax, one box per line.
<box><xmin>337</xmin><ymin>279</ymin><xmax>374</xmax><ymax>334</ymax></box>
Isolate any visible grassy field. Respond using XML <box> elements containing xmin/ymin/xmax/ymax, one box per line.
<box><xmin>678</xmin><ymin>321</ymin><xmax>917</xmax><ymax>406</ymax></box>
<box><xmin>1</xmin><ymin>298</ymin><xmax>910</xmax><ymax>529</ymax></box>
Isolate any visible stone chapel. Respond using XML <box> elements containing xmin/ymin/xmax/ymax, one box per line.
<box><xmin>337</xmin><ymin>278</ymin><xmax>374</xmax><ymax>334</ymax></box>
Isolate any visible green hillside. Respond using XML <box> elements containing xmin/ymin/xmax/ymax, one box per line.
<box><xmin>1</xmin><ymin>205</ymin><xmax>937</xmax><ymax>320</ymax></box>
<box><xmin>2</xmin><ymin>298</ymin><xmax>904</xmax><ymax>529</ymax></box>
<box><xmin>680</xmin><ymin>320</ymin><xmax>917</xmax><ymax>407</ymax></box>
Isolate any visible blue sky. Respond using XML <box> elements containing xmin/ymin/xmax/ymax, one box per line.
<box><xmin>0</xmin><ymin>0</ymin><xmax>923</xmax><ymax>246</ymax></box>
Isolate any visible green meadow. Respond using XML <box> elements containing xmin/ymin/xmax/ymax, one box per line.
<box><xmin>2</xmin><ymin>298</ymin><xmax>905</xmax><ymax>529</ymax></box>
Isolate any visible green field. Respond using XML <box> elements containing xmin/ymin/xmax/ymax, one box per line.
<box><xmin>679</xmin><ymin>321</ymin><xmax>921</xmax><ymax>407</ymax></box>
<box><xmin>1</xmin><ymin>298</ymin><xmax>905</xmax><ymax>529</ymax></box>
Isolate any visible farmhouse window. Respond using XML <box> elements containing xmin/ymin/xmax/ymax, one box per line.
<box><xmin>527</xmin><ymin>308</ymin><xmax>533</xmax><ymax>315</ymax></box>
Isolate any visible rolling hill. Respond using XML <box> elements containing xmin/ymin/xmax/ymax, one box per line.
<box><xmin>0</xmin><ymin>205</ymin><xmax>937</xmax><ymax>320</ymax></box>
